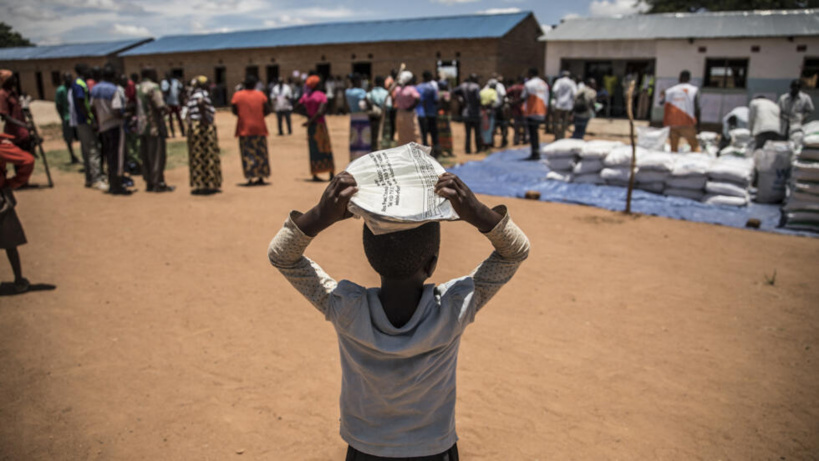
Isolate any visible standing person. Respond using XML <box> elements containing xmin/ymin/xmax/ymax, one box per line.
<box><xmin>334</xmin><ymin>76</ymin><xmax>347</xmax><ymax>115</ymax></box>
<box><xmin>325</xmin><ymin>76</ymin><xmax>336</xmax><ymax>115</ymax></box>
<box><xmin>231</xmin><ymin>74</ymin><xmax>271</xmax><ymax>186</ymax></box>
<box><xmin>393</xmin><ymin>71</ymin><xmax>420</xmax><ymax>146</ymax></box>
<box><xmin>345</xmin><ymin>73</ymin><xmax>370</xmax><ymax>161</ymax></box>
<box><xmin>551</xmin><ymin>71</ymin><xmax>576</xmax><ymax>140</ymax></box>
<box><xmin>55</xmin><ymin>72</ymin><xmax>81</xmax><ymax>164</ymax></box>
<box><xmin>266</xmin><ymin>172</ymin><xmax>529</xmax><ymax>461</ymax></box>
<box><xmin>366</xmin><ymin>76</ymin><xmax>389</xmax><ymax>151</ymax></box>
<box><xmin>660</xmin><ymin>70</ymin><xmax>700</xmax><ymax>153</ymax></box>
<box><xmin>161</xmin><ymin>72</ymin><xmax>185</xmax><ymax>138</ymax></box>
<box><xmin>296</xmin><ymin>75</ymin><xmax>335</xmax><ymax>181</ymax></box>
<box><xmin>0</xmin><ymin>143</ymin><xmax>29</xmax><ymax>293</ymax></box>
<box><xmin>0</xmin><ymin>131</ymin><xmax>34</xmax><ymax>191</ymax></box>
<box><xmin>136</xmin><ymin>67</ymin><xmax>174</xmax><ymax>192</ymax></box>
<box><xmin>452</xmin><ymin>74</ymin><xmax>482</xmax><ymax>154</ymax></box>
<box><xmin>87</xmin><ymin>67</ymin><xmax>99</xmax><ymax>91</ymax></box>
<box><xmin>90</xmin><ymin>65</ymin><xmax>128</xmax><ymax>195</ymax></box>
<box><xmin>436</xmin><ymin>80</ymin><xmax>454</xmax><ymax>157</ymax></box>
<box><xmin>779</xmin><ymin>79</ymin><xmax>815</xmax><ymax>148</ymax></box>
<box><xmin>602</xmin><ymin>69</ymin><xmax>618</xmax><ymax>118</ymax></box>
<box><xmin>507</xmin><ymin>76</ymin><xmax>527</xmax><ymax>146</ymax></box>
<box><xmin>385</xmin><ymin>70</ymin><xmax>399</xmax><ymax>143</ymax></box>
<box><xmin>71</xmin><ymin>64</ymin><xmax>107</xmax><ymax>190</ymax></box>
<box><xmin>521</xmin><ymin>68</ymin><xmax>549</xmax><ymax>160</ymax></box>
<box><xmin>123</xmin><ymin>73</ymin><xmax>141</xmax><ymax>174</ymax></box>
<box><xmin>271</xmin><ymin>77</ymin><xmax>293</xmax><ymax>136</ymax></box>
<box><xmin>748</xmin><ymin>96</ymin><xmax>781</xmax><ymax>149</ymax></box>
<box><xmin>416</xmin><ymin>70</ymin><xmax>439</xmax><ymax>154</ymax></box>
<box><xmin>185</xmin><ymin>76</ymin><xmax>221</xmax><ymax>195</ymax></box>
<box><xmin>492</xmin><ymin>75</ymin><xmax>509</xmax><ymax>148</ymax></box>
<box><xmin>479</xmin><ymin>81</ymin><xmax>498</xmax><ymax>150</ymax></box>
<box><xmin>572</xmin><ymin>78</ymin><xmax>598</xmax><ymax>140</ymax></box>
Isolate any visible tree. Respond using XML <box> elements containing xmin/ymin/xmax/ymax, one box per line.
<box><xmin>638</xmin><ymin>0</ymin><xmax>819</xmax><ymax>13</ymax></box>
<box><xmin>0</xmin><ymin>22</ymin><xmax>34</xmax><ymax>48</ymax></box>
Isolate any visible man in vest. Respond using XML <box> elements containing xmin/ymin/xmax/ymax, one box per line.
<box><xmin>661</xmin><ymin>70</ymin><xmax>700</xmax><ymax>153</ymax></box>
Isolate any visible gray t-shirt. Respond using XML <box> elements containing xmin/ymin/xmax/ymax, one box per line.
<box><xmin>268</xmin><ymin>208</ymin><xmax>530</xmax><ymax>458</ymax></box>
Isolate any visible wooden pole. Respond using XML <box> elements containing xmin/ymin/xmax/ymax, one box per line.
<box><xmin>625</xmin><ymin>80</ymin><xmax>637</xmax><ymax>214</ymax></box>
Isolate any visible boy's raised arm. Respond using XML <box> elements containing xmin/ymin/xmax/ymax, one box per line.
<box><xmin>268</xmin><ymin>173</ymin><xmax>358</xmax><ymax>316</ymax></box>
<box><xmin>435</xmin><ymin>173</ymin><xmax>530</xmax><ymax>314</ymax></box>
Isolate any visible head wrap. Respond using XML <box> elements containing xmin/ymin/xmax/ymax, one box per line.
<box><xmin>195</xmin><ymin>75</ymin><xmax>208</xmax><ymax>85</ymax></box>
<box><xmin>0</xmin><ymin>70</ymin><xmax>12</xmax><ymax>87</ymax></box>
<box><xmin>305</xmin><ymin>75</ymin><xmax>321</xmax><ymax>89</ymax></box>
<box><xmin>487</xmin><ymin>78</ymin><xmax>498</xmax><ymax>86</ymax></box>
<box><xmin>398</xmin><ymin>71</ymin><xmax>413</xmax><ymax>86</ymax></box>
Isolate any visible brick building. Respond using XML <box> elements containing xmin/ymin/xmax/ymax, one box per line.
<box><xmin>0</xmin><ymin>38</ymin><xmax>151</xmax><ymax>101</ymax></box>
<box><xmin>119</xmin><ymin>12</ymin><xmax>544</xmax><ymax>106</ymax></box>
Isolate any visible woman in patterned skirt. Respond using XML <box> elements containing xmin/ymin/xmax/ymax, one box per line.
<box><xmin>436</xmin><ymin>81</ymin><xmax>454</xmax><ymax>157</ymax></box>
<box><xmin>231</xmin><ymin>74</ymin><xmax>271</xmax><ymax>186</ymax></box>
<box><xmin>296</xmin><ymin>75</ymin><xmax>335</xmax><ymax>181</ymax></box>
<box><xmin>185</xmin><ymin>76</ymin><xmax>222</xmax><ymax>195</ymax></box>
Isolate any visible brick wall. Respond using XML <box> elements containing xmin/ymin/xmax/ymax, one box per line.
<box><xmin>498</xmin><ymin>14</ymin><xmax>546</xmax><ymax>82</ymax></box>
<box><xmin>0</xmin><ymin>57</ymin><xmax>112</xmax><ymax>102</ymax></box>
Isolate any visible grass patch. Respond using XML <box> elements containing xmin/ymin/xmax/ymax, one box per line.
<box><xmin>34</xmin><ymin>138</ymin><xmax>202</xmax><ymax>176</ymax></box>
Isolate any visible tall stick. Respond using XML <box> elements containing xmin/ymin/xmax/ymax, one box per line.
<box><xmin>624</xmin><ymin>80</ymin><xmax>636</xmax><ymax>214</ymax></box>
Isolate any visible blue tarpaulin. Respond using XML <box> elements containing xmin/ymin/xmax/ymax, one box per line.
<box><xmin>447</xmin><ymin>149</ymin><xmax>815</xmax><ymax>238</ymax></box>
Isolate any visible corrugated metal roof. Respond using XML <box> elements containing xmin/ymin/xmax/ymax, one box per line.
<box><xmin>121</xmin><ymin>12</ymin><xmax>532</xmax><ymax>56</ymax></box>
<box><xmin>0</xmin><ymin>38</ymin><xmax>152</xmax><ymax>61</ymax></box>
<box><xmin>542</xmin><ymin>9</ymin><xmax>819</xmax><ymax>41</ymax></box>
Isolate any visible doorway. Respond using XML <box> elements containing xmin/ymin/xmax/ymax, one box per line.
<box><xmin>35</xmin><ymin>71</ymin><xmax>44</xmax><ymax>100</ymax></box>
<box><xmin>266</xmin><ymin>65</ymin><xmax>279</xmax><ymax>86</ymax></box>
<box><xmin>316</xmin><ymin>63</ymin><xmax>331</xmax><ymax>82</ymax></box>
<box><xmin>213</xmin><ymin>66</ymin><xmax>227</xmax><ymax>106</ymax></box>
<box><xmin>437</xmin><ymin>60</ymin><xmax>460</xmax><ymax>87</ymax></box>
<box><xmin>351</xmin><ymin>62</ymin><xmax>372</xmax><ymax>80</ymax></box>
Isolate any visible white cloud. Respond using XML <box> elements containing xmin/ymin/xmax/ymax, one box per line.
<box><xmin>562</xmin><ymin>13</ymin><xmax>582</xmax><ymax>21</ymax></box>
<box><xmin>111</xmin><ymin>24</ymin><xmax>152</xmax><ymax>36</ymax></box>
<box><xmin>589</xmin><ymin>0</ymin><xmax>649</xmax><ymax>17</ymax></box>
<box><xmin>477</xmin><ymin>7</ymin><xmax>521</xmax><ymax>15</ymax></box>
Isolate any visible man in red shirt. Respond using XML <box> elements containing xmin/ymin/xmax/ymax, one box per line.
<box><xmin>506</xmin><ymin>76</ymin><xmax>528</xmax><ymax>146</ymax></box>
<box><xmin>231</xmin><ymin>74</ymin><xmax>272</xmax><ymax>186</ymax></box>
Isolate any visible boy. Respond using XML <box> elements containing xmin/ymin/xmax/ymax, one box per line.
<box><xmin>268</xmin><ymin>172</ymin><xmax>530</xmax><ymax>460</ymax></box>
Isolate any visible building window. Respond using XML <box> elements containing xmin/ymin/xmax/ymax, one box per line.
<box><xmin>801</xmin><ymin>57</ymin><xmax>819</xmax><ymax>89</ymax></box>
<box><xmin>704</xmin><ymin>58</ymin><xmax>748</xmax><ymax>89</ymax></box>
<box><xmin>51</xmin><ymin>71</ymin><xmax>61</xmax><ymax>87</ymax></box>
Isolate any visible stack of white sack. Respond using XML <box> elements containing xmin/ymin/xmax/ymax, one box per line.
<box><xmin>574</xmin><ymin>140</ymin><xmax>623</xmax><ymax>184</ymax></box>
<box><xmin>783</xmin><ymin>132</ymin><xmax>819</xmax><ymax>232</ymax></box>
<box><xmin>634</xmin><ymin>151</ymin><xmax>676</xmax><ymax>194</ymax></box>
<box><xmin>703</xmin><ymin>156</ymin><xmax>753</xmax><ymax>206</ymax></box>
<box><xmin>664</xmin><ymin>153</ymin><xmax>713</xmax><ymax>201</ymax></box>
<box><xmin>754</xmin><ymin>141</ymin><xmax>793</xmax><ymax>204</ymax></box>
<box><xmin>345</xmin><ymin>142</ymin><xmax>459</xmax><ymax>235</ymax></box>
<box><xmin>719</xmin><ymin>128</ymin><xmax>753</xmax><ymax>157</ymax></box>
<box><xmin>697</xmin><ymin>131</ymin><xmax>720</xmax><ymax>157</ymax></box>
<box><xmin>543</xmin><ymin>139</ymin><xmax>585</xmax><ymax>182</ymax></box>
<box><xmin>601</xmin><ymin>145</ymin><xmax>647</xmax><ymax>187</ymax></box>
<box><xmin>637</xmin><ymin>126</ymin><xmax>670</xmax><ymax>151</ymax></box>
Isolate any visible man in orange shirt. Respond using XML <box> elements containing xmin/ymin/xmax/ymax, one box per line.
<box><xmin>231</xmin><ymin>74</ymin><xmax>272</xmax><ymax>186</ymax></box>
<box><xmin>661</xmin><ymin>70</ymin><xmax>700</xmax><ymax>152</ymax></box>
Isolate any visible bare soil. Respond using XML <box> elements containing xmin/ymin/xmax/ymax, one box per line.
<box><xmin>1</xmin><ymin>110</ymin><xmax>817</xmax><ymax>461</ymax></box>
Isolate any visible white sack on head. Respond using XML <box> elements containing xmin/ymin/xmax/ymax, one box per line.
<box><xmin>346</xmin><ymin>142</ymin><xmax>458</xmax><ymax>235</ymax></box>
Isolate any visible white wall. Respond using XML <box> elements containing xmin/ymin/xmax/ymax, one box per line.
<box><xmin>655</xmin><ymin>36</ymin><xmax>819</xmax><ymax>80</ymax></box>
<box><xmin>544</xmin><ymin>40</ymin><xmax>657</xmax><ymax>76</ymax></box>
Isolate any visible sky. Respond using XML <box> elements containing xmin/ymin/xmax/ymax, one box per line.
<box><xmin>1</xmin><ymin>0</ymin><xmax>649</xmax><ymax>46</ymax></box>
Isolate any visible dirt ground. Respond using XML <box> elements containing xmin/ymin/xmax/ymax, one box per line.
<box><xmin>1</xmin><ymin>106</ymin><xmax>818</xmax><ymax>461</ymax></box>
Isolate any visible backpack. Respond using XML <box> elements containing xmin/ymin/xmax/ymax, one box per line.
<box><xmin>573</xmin><ymin>91</ymin><xmax>589</xmax><ymax>114</ymax></box>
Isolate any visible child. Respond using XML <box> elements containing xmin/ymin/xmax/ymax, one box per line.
<box><xmin>268</xmin><ymin>171</ymin><xmax>530</xmax><ymax>460</ymax></box>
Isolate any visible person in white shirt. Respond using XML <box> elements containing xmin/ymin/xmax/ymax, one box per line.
<box><xmin>748</xmin><ymin>96</ymin><xmax>782</xmax><ymax>148</ymax></box>
<box><xmin>778</xmin><ymin>79</ymin><xmax>815</xmax><ymax>147</ymax></box>
<box><xmin>270</xmin><ymin>77</ymin><xmax>293</xmax><ymax>136</ymax></box>
<box><xmin>551</xmin><ymin>70</ymin><xmax>577</xmax><ymax>140</ymax></box>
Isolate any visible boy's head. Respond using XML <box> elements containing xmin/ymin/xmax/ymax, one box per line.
<box><xmin>363</xmin><ymin>222</ymin><xmax>440</xmax><ymax>280</ymax></box>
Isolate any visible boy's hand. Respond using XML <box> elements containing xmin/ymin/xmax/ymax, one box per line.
<box><xmin>435</xmin><ymin>173</ymin><xmax>502</xmax><ymax>233</ymax></box>
<box><xmin>294</xmin><ymin>172</ymin><xmax>358</xmax><ymax>237</ymax></box>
